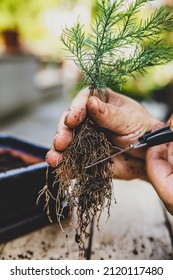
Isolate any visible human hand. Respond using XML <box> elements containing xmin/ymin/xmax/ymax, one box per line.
<box><xmin>46</xmin><ymin>88</ymin><xmax>159</xmax><ymax>180</ymax></box>
<box><xmin>146</xmin><ymin>115</ymin><xmax>173</xmax><ymax>215</ymax></box>
<box><xmin>164</xmin><ymin>0</ymin><xmax>173</xmax><ymax>8</ymax></box>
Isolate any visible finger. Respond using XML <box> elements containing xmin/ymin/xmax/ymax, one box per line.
<box><xmin>46</xmin><ymin>148</ymin><xmax>63</xmax><ymax>168</ymax></box>
<box><xmin>146</xmin><ymin>118</ymin><xmax>169</xmax><ymax>163</ymax></box>
<box><xmin>146</xmin><ymin>143</ymin><xmax>173</xmax><ymax>191</ymax></box>
<box><xmin>171</xmin><ymin>116</ymin><xmax>173</xmax><ymax>131</ymax></box>
<box><xmin>146</xmin><ymin>144</ymin><xmax>173</xmax><ymax>208</ymax></box>
<box><xmin>111</xmin><ymin>153</ymin><xmax>147</xmax><ymax>180</ymax></box>
<box><xmin>65</xmin><ymin>88</ymin><xmax>89</xmax><ymax>128</ymax></box>
<box><xmin>167</xmin><ymin>113</ymin><xmax>173</xmax><ymax>131</ymax></box>
<box><xmin>152</xmin><ymin>122</ymin><xmax>166</xmax><ymax>132</ymax></box>
<box><xmin>87</xmin><ymin>96</ymin><xmax>126</xmax><ymax>134</ymax></box>
<box><xmin>110</xmin><ymin>120</ymin><xmax>165</xmax><ymax>153</ymax></box>
<box><xmin>106</xmin><ymin>87</ymin><xmax>131</xmax><ymax>106</ymax></box>
<box><xmin>168</xmin><ymin>142</ymin><xmax>173</xmax><ymax>165</ymax></box>
<box><xmin>87</xmin><ymin>96</ymin><xmax>144</xmax><ymax>151</ymax></box>
<box><xmin>147</xmin><ymin>144</ymin><xmax>168</xmax><ymax>162</ymax></box>
<box><xmin>107</xmin><ymin>130</ymin><xmax>143</xmax><ymax>149</ymax></box>
<box><xmin>54</xmin><ymin>112</ymin><xmax>73</xmax><ymax>152</ymax></box>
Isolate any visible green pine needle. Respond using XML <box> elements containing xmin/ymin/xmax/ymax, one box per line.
<box><xmin>61</xmin><ymin>0</ymin><xmax>173</xmax><ymax>96</ymax></box>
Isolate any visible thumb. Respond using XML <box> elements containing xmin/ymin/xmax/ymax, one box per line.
<box><xmin>87</xmin><ymin>96</ymin><xmax>126</xmax><ymax>134</ymax></box>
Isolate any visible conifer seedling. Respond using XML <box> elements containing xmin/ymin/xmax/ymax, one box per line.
<box><xmin>39</xmin><ymin>0</ymin><xmax>173</xmax><ymax>258</ymax></box>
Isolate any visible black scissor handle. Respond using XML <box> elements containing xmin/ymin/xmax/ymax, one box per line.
<box><xmin>138</xmin><ymin>125</ymin><xmax>173</xmax><ymax>147</ymax></box>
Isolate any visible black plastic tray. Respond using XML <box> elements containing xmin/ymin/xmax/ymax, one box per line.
<box><xmin>0</xmin><ymin>134</ymin><xmax>53</xmax><ymax>243</ymax></box>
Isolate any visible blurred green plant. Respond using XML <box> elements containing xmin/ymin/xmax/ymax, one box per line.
<box><xmin>0</xmin><ymin>0</ymin><xmax>58</xmax><ymax>38</ymax></box>
<box><xmin>0</xmin><ymin>0</ymin><xmax>90</xmax><ymax>56</ymax></box>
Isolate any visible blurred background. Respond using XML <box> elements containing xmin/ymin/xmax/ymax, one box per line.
<box><xmin>0</xmin><ymin>0</ymin><xmax>173</xmax><ymax>147</ymax></box>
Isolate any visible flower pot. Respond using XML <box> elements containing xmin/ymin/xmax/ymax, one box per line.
<box><xmin>0</xmin><ymin>134</ymin><xmax>59</xmax><ymax>243</ymax></box>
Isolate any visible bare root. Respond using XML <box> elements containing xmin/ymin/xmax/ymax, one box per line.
<box><xmin>38</xmin><ymin>119</ymin><xmax>114</xmax><ymax>258</ymax></box>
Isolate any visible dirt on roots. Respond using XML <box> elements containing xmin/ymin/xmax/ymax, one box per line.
<box><xmin>39</xmin><ymin>118</ymin><xmax>115</xmax><ymax>258</ymax></box>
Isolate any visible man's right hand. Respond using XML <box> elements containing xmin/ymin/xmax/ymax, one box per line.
<box><xmin>46</xmin><ymin>88</ymin><xmax>159</xmax><ymax>180</ymax></box>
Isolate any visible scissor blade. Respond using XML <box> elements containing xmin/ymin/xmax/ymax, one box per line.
<box><xmin>85</xmin><ymin>141</ymin><xmax>148</xmax><ymax>169</ymax></box>
<box><xmin>85</xmin><ymin>146</ymin><xmax>133</xmax><ymax>169</ymax></box>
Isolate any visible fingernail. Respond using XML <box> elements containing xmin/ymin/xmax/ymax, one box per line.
<box><xmin>64</xmin><ymin>109</ymin><xmax>71</xmax><ymax>124</ymax></box>
<box><xmin>45</xmin><ymin>151</ymin><xmax>52</xmax><ymax>165</ymax></box>
<box><xmin>45</xmin><ymin>154</ymin><xmax>48</xmax><ymax>162</ymax></box>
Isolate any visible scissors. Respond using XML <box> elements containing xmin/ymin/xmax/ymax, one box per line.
<box><xmin>85</xmin><ymin>125</ymin><xmax>173</xmax><ymax>169</ymax></box>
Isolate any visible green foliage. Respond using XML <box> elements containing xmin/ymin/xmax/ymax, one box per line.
<box><xmin>0</xmin><ymin>0</ymin><xmax>58</xmax><ymax>33</ymax></box>
<box><xmin>61</xmin><ymin>0</ymin><xmax>173</xmax><ymax>96</ymax></box>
